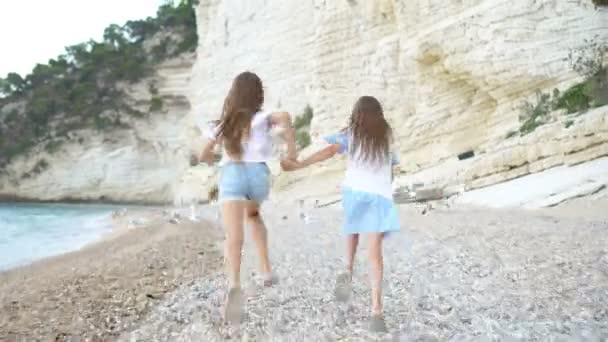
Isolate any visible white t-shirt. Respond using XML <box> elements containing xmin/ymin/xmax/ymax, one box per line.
<box><xmin>325</xmin><ymin>131</ymin><xmax>399</xmax><ymax>199</ymax></box>
<box><xmin>206</xmin><ymin>111</ymin><xmax>274</xmax><ymax>165</ymax></box>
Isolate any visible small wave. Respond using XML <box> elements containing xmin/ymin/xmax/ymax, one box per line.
<box><xmin>0</xmin><ymin>203</ymin><xmax>124</xmax><ymax>271</ymax></box>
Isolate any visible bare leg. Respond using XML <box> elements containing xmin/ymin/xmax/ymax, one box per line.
<box><xmin>245</xmin><ymin>201</ymin><xmax>274</xmax><ymax>285</ymax></box>
<box><xmin>222</xmin><ymin>200</ymin><xmax>245</xmax><ymax>323</ymax></box>
<box><xmin>223</xmin><ymin>201</ymin><xmax>246</xmax><ymax>288</ymax></box>
<box><xmin>368</xmin><ymin>233</ymin><xmax>384</xmax><ymax>315</ymax></box>
<box><xmin>346</xmin><ymin>233</ymin><xmax>359</xmax><ymax>274</ymax></box>
<box><xmin>335</xmin><ymin>234</ymin><xmax>359</xmax><ymax>302</ymax></box>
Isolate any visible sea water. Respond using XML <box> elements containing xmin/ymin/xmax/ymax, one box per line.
<box><xmin>0</xmin><ymin>202</ymin><xmax>121</xmax><ymax>271</ymax></box>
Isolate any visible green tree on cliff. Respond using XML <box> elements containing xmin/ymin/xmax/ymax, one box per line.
<box><xmin>0</xmin><ymin>0</ymin><xmax>199</xmax><ymax>166</ymax></box>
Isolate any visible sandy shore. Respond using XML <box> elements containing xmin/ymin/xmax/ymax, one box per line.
<box><xmin>0</xmin><ymin>210</ymin><xmax>223</xmax><ymax>341</ymax></box>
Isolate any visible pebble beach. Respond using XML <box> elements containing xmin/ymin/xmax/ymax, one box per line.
<box><xmin>1</xmin><ymin>197</ymin><xmax>607</xmax><ymax>341</ymax></box>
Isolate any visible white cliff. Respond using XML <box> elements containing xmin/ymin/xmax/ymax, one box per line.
<box><xmin>190</xmin><ymin>0</ymin><xmax>608</xmax><ymax>194</ymax></box>
<box><xmin>2</xmin><ymin>0</ymin><xmax>607</xmax><ymax>204</ymax></box>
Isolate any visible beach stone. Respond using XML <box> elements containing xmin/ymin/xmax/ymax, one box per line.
<box><xmin>415</xmin><ymin>188</ymin><xmax>444</xmax><ymax>202</ymax></box>
<box><xmin>119</xmin><ymin>202</ymin><xmax>608</xmax><ymax>341</ymax></box>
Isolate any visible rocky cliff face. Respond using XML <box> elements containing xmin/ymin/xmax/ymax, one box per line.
<box><xmin>0</xmin><ymin>55</ymin><xmax>200</xmax><ymax>204</ymax></box>
<box><xmin>191</xmin><ymin>0</ymin><xmax>608</xmax><ymax>191</ymax></box>
<box><xmin>2</xmin><ymin>1</ymin><xmax>607</xmax><ymax>204</ymax></box>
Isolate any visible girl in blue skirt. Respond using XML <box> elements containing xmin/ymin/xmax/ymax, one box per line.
<box><xmin>294</xmin><ymin>96</ymin><xmax>400</xmax><ymax>332</ymax></box>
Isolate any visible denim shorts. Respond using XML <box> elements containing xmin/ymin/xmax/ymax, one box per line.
<box><xmin>219</xmin><ymin>162</ymin><xmax>271</xmax><ymax>202</ymax></box>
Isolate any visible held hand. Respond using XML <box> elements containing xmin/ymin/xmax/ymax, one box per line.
<box><xmin>280</xmin><ymin>158</ymin><xmax>305</xmax><ymax>172</ymax></box>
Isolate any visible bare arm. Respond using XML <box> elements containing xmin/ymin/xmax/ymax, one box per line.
<box><xmin>300</xmin><ymin>144</ymin><xmax>340</xmax><ymax>167</ymax></box>
<box><xmin>269</xmin><ymin>112</ymin><xmax>297</xmax><ymax>161</ymax></box>
<box><xmin>280</xmin><ymin>144</ymin><xmax>340</xmax><ymax>171</ymax></box>
<box><xmin>198</xmin><ymin>138</ymin><xmax>218</xmax><ymax>165</ymax></box>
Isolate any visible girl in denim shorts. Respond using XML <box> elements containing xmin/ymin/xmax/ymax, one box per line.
<box><xmin>198</xmin><ymin>71</ymin><xmax>298</xmax><ymax>323</ymax></box>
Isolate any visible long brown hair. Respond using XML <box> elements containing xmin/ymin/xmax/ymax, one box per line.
<box><xmin>347</xmin><ymin>96</ymin><xmax>392</xmax><ymax>165</ymax></box>
<box><xmin>215</xmin><ymin>71</ymin><xmax>264</xmax><ymax>158</ymax></box>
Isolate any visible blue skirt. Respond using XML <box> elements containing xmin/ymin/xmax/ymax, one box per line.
<box><xmin>342</xmin><ymin>187</ymin><xmax>400</xmax><ymax>235</ymax></box>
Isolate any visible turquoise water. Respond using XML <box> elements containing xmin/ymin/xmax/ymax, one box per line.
<box><xmin>0</xmin><ymin>203</ymin><xmax>121</xmax><ymax>271</ymax></box>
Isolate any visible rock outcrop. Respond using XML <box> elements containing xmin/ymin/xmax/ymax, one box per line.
<box><xmin>401</xmin><ymin>106</ymin><xmax>608</xmax><ymax>191</ymax></box>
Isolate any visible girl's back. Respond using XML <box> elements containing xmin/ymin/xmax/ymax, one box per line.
<box><xmin>325</xmin><ymin>131</ymin><xmax>397</xmax><ymax>200</ymax></box>
<box><xmin>207</xmin><ymin>110</ymin><xmax>274</xmax><ymax>165</ymax></box>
